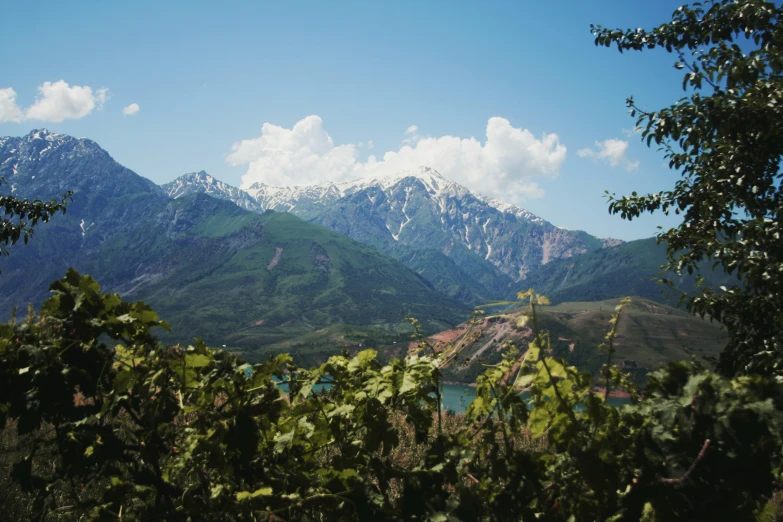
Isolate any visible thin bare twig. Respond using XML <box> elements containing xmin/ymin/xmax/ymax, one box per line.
<box><xmin>658</xmin><ymin>439</ymin><xmax>711</xmax><ymax>486</ymax></box>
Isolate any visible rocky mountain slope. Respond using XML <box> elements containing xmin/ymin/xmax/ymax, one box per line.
<box><xmin>165</xmin><ymin>167</ymin><xmax>623</xmax><ymax>304</ymax></box>
<box><xmin>0</xmin><ymin>129</ymin><xmax>470</xmax><ymax>349</ymax></box>
<box><xmin>162</xmin><ymin>170</ymin><xmax>261</xmax><ymax>212</ymax></box>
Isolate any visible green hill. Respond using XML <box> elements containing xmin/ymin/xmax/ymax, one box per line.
<box><xmin>437</xmin><ymin>296</ymin><xmax>727</xmax><ymax>385</ymax></box>
<box><xmin>523</xmin><ymin>237</ymin><xmax>737</xmax><ymax>306</ymax></box>
<box><xmin>120</xmin><ymin>196</ymin><xmax>470</xmax><ymax>349</ymax></box>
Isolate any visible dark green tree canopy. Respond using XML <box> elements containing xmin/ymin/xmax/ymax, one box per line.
<box><xmin>592</xmin><ymin>0</ymin><xmax>783</xmax><ymax>380</ymax></box>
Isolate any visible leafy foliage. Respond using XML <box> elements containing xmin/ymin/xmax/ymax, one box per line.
<box><xmin>2</xmin><ymin>3</ymin><xmax>782</xmax><ymax>519</ymax></box>
<box><xmin>1</xmin><ymin>273</ymin><xmax>781</xmax><ymax>520</ymax></box>
<box><xmin>0</xmin><ymin>176</ymin><xmax>70</xmax><ymax>260</ymax></box>
<box><xmin>592</xmin><ymin>0</ymin><xmax>783</xmax><ymax>379</ymax></box>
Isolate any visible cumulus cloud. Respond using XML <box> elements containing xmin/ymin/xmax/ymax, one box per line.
<box><xmin>405</xmin><ymin>125</ymin><xmax>418</xmax><ymax>135</ymax></box>
<box><xmin>578</xmin><ymin>139</ymin><xmax>639</xmax><ymax>171</ymax></box>
<box><xmin>228</xmin><ymin>116</ymin><xmax>359</xmax><ymax>188</ymax></box>
<box><xmin>228</xmin><ymin>115</ymin><xmax>566</xmax><ymax>202</ymax></box>
<box><xmin>123</xmin><ymin>103</ymin><xmax>140</xmax><ymax>116</ymax></box>
<box><xmin>25</xmin><ymin>80</ymin><xmax>108</xmax><ymax>123</ymax></box>
<box><xmin>0</xmin><ymin>88</ymin><xmax>24</xmax><ymax>123</ymax></box>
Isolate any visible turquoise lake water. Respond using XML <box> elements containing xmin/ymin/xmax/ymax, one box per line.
<box><xmin>275</xmin><ymin>380</ymin><xmax>631</xmax><ymax>414</ymax></box>
<box><xmin>440</xmin><ymin>383</ymin><xmax>632</xmax><ymax>412</ymax></box>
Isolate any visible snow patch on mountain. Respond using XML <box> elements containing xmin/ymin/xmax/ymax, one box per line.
<box><xmin>156</xmin><ymin>164</ymin><xmax>624</xmax><ymax>294</ymax></box>
<box><xmin>162</xmin><ymin>171</ymin><xmax>261</xmax><ymax>213</ymax></box>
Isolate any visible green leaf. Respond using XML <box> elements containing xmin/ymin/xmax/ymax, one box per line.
<box><xmin>236</xmin><ymin>487</ymin><xmax>273</xmax><ymax>502</ymax></box>
<box><xmin>185</xmin><ymin>353</ymin><xmax>211</xmax><ymax>368</ymax></box>
<box><xmin>400</xmin><ymin>371</ymin><xmax>419</xmax><ymax>394</ymax></box>
<box><xmin>113</xmin><ymin>369</ymin><xmax>135</xmax><ymax>393</ymax></box>
<box><xmin>528</xmin><ymin>407</ymin><xmax>549</xmax><ymax>438</ymax></box>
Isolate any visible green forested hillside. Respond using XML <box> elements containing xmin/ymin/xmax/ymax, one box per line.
<box><xmin>121</xmin><ymin>196</ymin><xmax>470</xmax><ymax>349</ymax></box>
<box><xmin>523</xmin><ymin>237</ymin><xmax>737</xmax><ymax>305</ymax></box>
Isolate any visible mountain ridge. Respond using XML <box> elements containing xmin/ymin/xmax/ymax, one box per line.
<box><xmin>162</xmin><ymin>170</ymin><xmax>261</xmax><ymax>212</ymax></box>
<box><xmin>163</xmin><ymin>166</ymin><xmax>623</xmax><ymax>304</ymax></box>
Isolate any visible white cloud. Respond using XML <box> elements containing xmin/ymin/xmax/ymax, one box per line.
<box><xmin>228</xmin><ymin>115</ymin><xmax>566</xmax><ymax>202</ymax></box>
<box><xmin>123</xmin><ymin>103</ymin><xmax>140</xmax><ymax>116</ymax></box>
<box><xmin>0</xmin><ymin>88</ymin><xmax>24</xmax><ymax>123</ymax></box>
<box><xmin>402</xmin><ymin>124</ymin><xmax>421</xmax><ymax>146</ymax></box>
<box><xmin>25</xmin><ymin>81</ymin><xmax>108</xmax><ymax>123</ymax></box>
<box><xmin>578</xmin><ymin>139</ymin><xmax>639</xmax><ymax>171</ymax></box>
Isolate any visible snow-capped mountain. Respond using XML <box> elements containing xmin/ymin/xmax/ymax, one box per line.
<box><xmin>245</xmin><ymin>180</ymin><xmax>344</xmax><ymax>220</ymax></box>
<box><xmin>245</xmin><ymin>167</ymin><xmax>539</xmax><ymax>222</ymax></box>
<box><xmin>164</xmin><ymin>166</ymin><xmax>623</xmax><ymax>304</ymax></box>
<box><xmin>304</xmin><ymin>167</ymin><xmax>620</xmax><ymax>288</ymax></box>
<box><xmin>162</xmin><ymin>171</ymin><xmax>261</xmax><ymax>212</ymax></box>
<box><xmin>1</xmin><ymin>128</ymin><xmax>162</xmax><ymax>200</ymax></box>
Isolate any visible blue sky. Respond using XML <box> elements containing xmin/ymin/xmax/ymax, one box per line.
<box><xmin>1</xmin><ymin>0</ymin><xmax>692</xmax><ymax>240</ymax></box>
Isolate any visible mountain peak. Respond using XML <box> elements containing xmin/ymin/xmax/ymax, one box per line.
<box><xmin>393</xmin><ymin>166</ymin><xmax>448</xmax><ymax>185</ymax></box>
<box><xmin>180</xmin><ymin>170</ymin><xmax>211</xmax><ymax>180</ymax></box>
<box><xmin>162</xmin><ymin>171</ymin><xmax>261</xmax><ymax>212</ymax></box>
<box><xmin>11</xmin><ymin>129</ymin><xmax>104</xmax><ymax>157</ymax></box>
<box><xmin>0</xmin><ymin>129</ymin><xmax>162</xmax><ymax>200</ymax></box>
<box><xmin>26</xmin><ymin>128</ymin><xmax>63</xmax><ymax>142</ymax></box>
<box><xmin>28</xmin><ymin>128</ymin><xmax>52</xmax><ymax>138</ymax></box>
<box><xmin>412</xmin><ymin>166</ymin><xmax>445</xmax><ymax>179</ymax></box>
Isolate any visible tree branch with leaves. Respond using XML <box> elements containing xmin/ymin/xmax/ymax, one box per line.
<box><xmin>592</xmin><ymin>0</ymin><xmax>783</xmax><ymax>380</ymax></box>
<box><xmin>1</xmin><ymin>176</ymin><xmax>72</xmax><ymax>260</ymax></box>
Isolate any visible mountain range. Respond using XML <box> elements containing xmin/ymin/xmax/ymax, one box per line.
<box><xmin>1</xmin><ymin>129</ymin><xmax>730</xmax><ymax>363</ymax></box>
<box><xmin>0</xmin><ymin>129</ymin><xmax>470</xmax><ymax>350</ymax></box>
<box><xmin>162</xmin><ymin>166</ymin><xmax>739</xmax><ymax>308</ymax></box>
<box><xmin>164</xmin><ymin>167</ymin><xmax>623</xmax><ymax>304</ymax></box>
